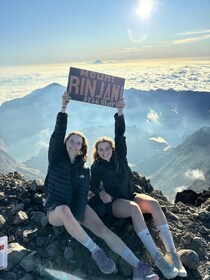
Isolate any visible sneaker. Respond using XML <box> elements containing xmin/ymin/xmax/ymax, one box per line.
<box><xmin>154</xmin><ymin>252</ymin><xmax>178</xmax><ymax>279</ymax></box>
<box><xmin>91</xmin><ymin>249</ymin><xmax>116</xmax><ymax>274</ymax></box>
<box><xmin>133</xmin><ymin>261</ymin><xmax>159</xmax><ymax>280</ymax></box>
<box><xmin>165</xmin><ymin>251</ymin><xmax>187</xmax><ymax>277</ymax></box>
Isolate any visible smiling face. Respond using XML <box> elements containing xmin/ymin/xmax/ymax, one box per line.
<box><xmin>66</xmin><ymin>134</ymin><xmax>83</xmax><ymax>157</ymax></box>
<box><xmin>97</xmin><ymin>141</ymin><xmax>113</xmax><ymax>162</ymax></box>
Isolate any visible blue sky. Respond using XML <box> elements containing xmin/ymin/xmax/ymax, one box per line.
<box><xmin>1</xmin><ymin>0</ymin><xmax>210</xmax><ymax>66</ymax></box>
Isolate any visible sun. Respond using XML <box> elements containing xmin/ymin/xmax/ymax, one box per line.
<box><xmin>136</xmin><ymin>0</ymin><xmax>154</xmax><ymax>19</ymax></box>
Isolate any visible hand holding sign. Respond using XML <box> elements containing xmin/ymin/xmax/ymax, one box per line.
<box><xmin>67</xmin><ymin>67</ymin><xmax>125</xmax><ymax>108</ymax></box>
<box><xmin>61</xmin><ymin>91</ymin><xmax>71</xmax><ymax>113</ymax></box>
<box><xmin>116</xmin><ymin>98</ymin><xmax>125</xmax><ymax>116</ymax></box>
<box><xmin>62</xmin><ymin>91</ymin><xmax>71</xmax><ymax>107</ymax></box>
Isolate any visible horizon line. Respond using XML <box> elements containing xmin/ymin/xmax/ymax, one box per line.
<box><xmin>1</xmin><ymin>56</ymin><xmax>210</xmax><ymax>69</ymax></box>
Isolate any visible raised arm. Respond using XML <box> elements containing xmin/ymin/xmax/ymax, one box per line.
<box><xmin>48</xmin><ymin>92</ymin><xmax>71</xmax><ymax>163</ymax></box>
<box><xmin>114</xmin><ymin>98</ymin><xmax>127</xmax><ymax>158</ymax></box>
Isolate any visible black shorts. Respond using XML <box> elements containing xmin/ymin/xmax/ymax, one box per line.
<box><xmin>88</xmin><ymin>194</ymin><xmax>112</xmax><ymax>216</ymax></box>
<box><xmin>88</xmin><ymin>193</ymin><xmax>137</xmax><ymax>217</ymax></box>
<box><xmin>45</xmin><ymin>202</ymin><xmax>78</xmax><ymax>219</ymax></box>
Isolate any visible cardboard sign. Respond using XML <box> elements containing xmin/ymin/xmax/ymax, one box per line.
<box><xmin>67</xmin><ymin>67</ymin><xmax>125</xmax><ymax>107</ymax></box>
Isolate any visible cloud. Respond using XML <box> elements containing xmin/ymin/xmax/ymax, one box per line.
<box><xmin>177</xmin><ymin>29</ymin><xmax>210</xmax><ymax>36</ymax></box>
<box><xmin>37</xmin><ymin>129</ymin><xmax>50</xmax><ymax>149</ymax></box>
<box><xmin>169</xmin><ymin>29</ymin><xmax>210</xmax><ymax>45</ymax></box>
<box><xmin>128</xmin><ymin>162</ymin><xmax>135</xmax><ymax>167</ymax></box>
<box><xmin>185</xmin><ymin>169</ymin><xmax>205</xmax><ymax>181</ymax></box>
<box><xmin>175</xmin><ymin>185</ymin><xmax>188</xmax><ymax>193</ymax></box>
<box><xmin>119</xmin><ymin>47</ymin><xmax>140</xmax><ymax>53</ymax></box>
<box><xmin>146</xmin><ymin>109</ymin><xmax>159</xmax><ymax>122</ymax></box>
<box><xmin>156</xmin><ymin>29</ymin><xmax>210</xmax><ymax>48</ymax></box>
<box><xmin>149</xmin><ymin>136</ymin><xmax>168</xmax><ymax>145</ymax></box>
<box><xmin>168</xmin><ymin>185</ymin><xmax>188</xmax><ymax>202</ymax></box>
<box><xmin>1</xmin><ymin>60</ymin><xmax>210</xmax><ymax>106</ymax></box>
<box><xmin>172</xmin><ymin>107</ymin><xmax>178</xmax><ymax>114</ymax></box>
<box><xmin>172</xmin><ymin>34</ymin><xmax>210</xmax><ymax>45</ymax></box>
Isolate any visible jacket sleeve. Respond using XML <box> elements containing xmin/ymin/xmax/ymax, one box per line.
<box><xmin>114</xmin><ymin>113</ymin><xmax>127</xmax><ymax>158</ymax></box>
<box><xmin>73</xmin><ymin>167</ymin><xmax>90</xmax><ymax>222</ymax></box>
<box><xmin>90</xmin><ymin>163</ymin><xmax>102</xmax><ymax>195</ymax></box>
<box><xmin>48</xmin><ymin>112</ymin><xmax>67</xmax><ymax>164</ymax></box>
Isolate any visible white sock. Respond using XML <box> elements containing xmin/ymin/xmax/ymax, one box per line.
<box><xmin>156</xmin><ymin>224</ymin><xmax>176</xmax><ymax>253</ymax></box>
<box><xmin>82</xmin><ymin>237</ymin><xmax>100</xmax><ymax>254</ymax></box>
<box><xmin>121</xmin><ymin>248</ymin><xmax>139</xmax><ymax>268</ymax></box>
<box><xmin>137</xmin><ymin>229</ymin><xmax>159</xmax><ymax>259</ymax></box>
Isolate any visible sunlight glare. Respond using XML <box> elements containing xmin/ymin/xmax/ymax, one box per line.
<box><xmin>44</xmin><ymin>268</ymin><xmax>84</xmax><ymax>280</ymax></box>
<box><xmin>136</xmin><ymin>0</ymin><xmax>154</xmax><ymax>19</ymax></box>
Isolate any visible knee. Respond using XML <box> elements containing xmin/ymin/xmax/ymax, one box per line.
<box><xmin>149</xmin><ymin>199</ymin><xmax>162</xmax><ymax>212</ymax></box>
<box><xmin>130</xmin><ymin>202</ymin><xmax>142</xmax><ymax>217</ymax></box>
<box><xmin>57</xmin><ymin>205</ymin><xmax>74</xmax><ymax>220</ymax></box>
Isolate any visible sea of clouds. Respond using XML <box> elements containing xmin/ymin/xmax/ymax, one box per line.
<box><xmin>0</xmin><ymin>58</ymin><xmax>210</xmax><ymax>105</ymax></box>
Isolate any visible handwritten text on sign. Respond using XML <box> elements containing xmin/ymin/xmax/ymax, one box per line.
<box><xmin>67</xmin><ymin>67</ymin><xmax>125</xmax><ymax>107</ymax></box>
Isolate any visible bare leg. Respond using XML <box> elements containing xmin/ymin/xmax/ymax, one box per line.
<box><xmin>48</xmin><ymin>205</ymin><xmax>117</xmax><ymax>274</ymax></box>
<box><xmin>112</xmin><ymin>198</ymin><xmax>148</xmax><ymax>232</ymax></box>
<box><xmin>81</xmin><ymin>205</ymin><xmax>128</xmax><ymax>255</ymax></box>
<box><xmin>48</xmin><ymin>205</ymin><xmax>89</xmax><ymax>243</ymax></box>
<box><xmin>134</xmin><ymin>194</ymin><xmax>186</xmax><ymax>276</ymax></box>
<box><xmin>133</xmin><ymin>194</ymin><xmax>177</xmax><ymax>252</ymax></box>
<box><xmin>82</xmin><ymin>206</ymin><xmax>160</xmax><ymax>279</ymax></box>
<box><xmin>111</xmin><ymin>198</ymin><xmax>180</xmax><ymax>278</ymax></box>
<box><xmin>134</xmin><ymin>194</ymin><xmax>168</xmax><ymax>227</ymax></box>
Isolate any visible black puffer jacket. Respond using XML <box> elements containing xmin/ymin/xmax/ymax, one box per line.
<box><xmin>44</xmin><ymin>112</ymin><xmax>90</xmax><ymax>221</ymax></box>
<box><xmin>90</xmin><ymin>113</ymin><xmax>135</xmax><ymax>200</ymax></box>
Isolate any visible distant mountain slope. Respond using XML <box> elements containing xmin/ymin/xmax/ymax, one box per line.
<box><xmin>0</xmin><ymin>83</ymin><xmax>64</xmax><ymax>161</ymax></box>
<box><xmin>188</xmin><ymin>169</ymin><xmax>210</xmax><ymax>193</ymax></box>
<box><xmin>23</xmin><ymin>147</ymin><xmax>48</xmax><ymax>178</ymax></box>
<box><xmin>134</xmin><ymin>127</ymin><xmax>210</xmax><ymax>201</ymax></box>
<box><xmin>0</xmin><ymin>138</ymin><xmax>42</xmax><ymax>179</ymax></box>
<box><xmin>0</xmin><ymin>83</ymin><xmax>63</xmax><ymax>143</ymax></box>
<box><xmin>0</xmin><ymin>83</ymin><xmax>209</xmax><ymax>183</ymax></box>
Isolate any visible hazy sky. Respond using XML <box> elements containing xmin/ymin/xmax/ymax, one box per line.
<box><xmin>1</xmin><ymin>0</ymin><xmax>210</xmax><ymax>66</ymax></box>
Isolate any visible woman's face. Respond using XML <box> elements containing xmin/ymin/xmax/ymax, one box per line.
<box><xmin>97</xmin><ymin>141</ymin><xmax>112</xmax><ymax>161</ymax></box>
<box><xmin>66</xmin><ymin>134</ymin><xmax>83</xmax><ymax>157</ymax></box>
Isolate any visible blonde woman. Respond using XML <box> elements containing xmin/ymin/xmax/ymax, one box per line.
<box><xmin>89</xmin><ymin>98</ymin><xmax>187</xmax><ymax>279</ymax></box>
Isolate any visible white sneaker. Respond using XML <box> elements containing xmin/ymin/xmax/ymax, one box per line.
<box><xmin>154</xmin><ymin>251</ymin><xmax>178</xmax><ymax>279</ymax></box>
<box><xmin>165</xmin><ymin>251</ymin><xmax>187</xmax><ymax>277</ymax></box>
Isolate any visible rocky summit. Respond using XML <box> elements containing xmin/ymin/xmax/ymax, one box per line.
<box><xmin>0</xmin><ymin>171</ymin><xmax>210</xmax><ymax>280</ymax></box>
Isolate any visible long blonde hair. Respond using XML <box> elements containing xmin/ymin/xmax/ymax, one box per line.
<box><xmin>65</xmin><ymin>131</ymin><xmax>88</xmax><ymax>161</ymax></box>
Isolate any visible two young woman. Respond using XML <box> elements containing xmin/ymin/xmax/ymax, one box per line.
<box><xmin>89</xmin><ymin>98</ymin><xmax>187</xmax><ymax>279</ymax></box>
<box><xmin>44</xmin><ymin>92</ymin><xmax>159</xmax><ymax>280</ymax></box>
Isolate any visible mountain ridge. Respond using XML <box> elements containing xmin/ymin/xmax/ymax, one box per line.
<box><xmin>0</xmin><ymin>83</ymin><xmax>209</xmax><ymax>197</ymax></box>
<box><xmin>0</xmin><ymin>138</ymin><xmax>42</xmax><ymax>179</ymax></box>
<box><xmin>133</xmin><ymin>126</ymin><xmax>210</xmax><ymax>200</ymax></box>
